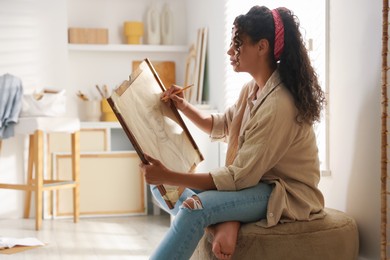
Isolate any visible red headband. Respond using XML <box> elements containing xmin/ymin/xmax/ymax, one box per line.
<box><xmin>271</xmin><ymin>9</ymin><xmax>284</xmax><ymax>61</ymax></box>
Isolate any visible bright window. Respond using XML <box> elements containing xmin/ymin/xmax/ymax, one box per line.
<box><xmin>224</xmin><ymin>0</ymin><xmax>329</xmax><ymax>174</ymax></box>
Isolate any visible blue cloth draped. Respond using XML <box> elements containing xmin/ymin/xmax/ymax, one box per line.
<box><xmin>0</xmin><ymin>74</ymin><xmax>23</xmax><ymax>139</ymax></box>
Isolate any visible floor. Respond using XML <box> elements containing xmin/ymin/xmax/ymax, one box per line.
<box><xmin>0</xmin><ymin>214</ymin><xmax>170</xmax><ymax>260</ymax></box>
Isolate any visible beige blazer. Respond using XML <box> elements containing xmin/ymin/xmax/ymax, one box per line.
<box><xmin>209</xmin><ymin>70</ymin><xmax>325</xmax><ymax>227</ymax></box>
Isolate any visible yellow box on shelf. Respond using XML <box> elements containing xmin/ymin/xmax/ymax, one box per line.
<box><xmin>123</xmin><ymin>21</ymin><xmax>144</xmax><ymax>44</ymax></box>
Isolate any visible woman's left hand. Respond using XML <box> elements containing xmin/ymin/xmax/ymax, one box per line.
<box><xmin>139</xmin><ymin>154</ymin><xmax>170</xmax><ymax>185</ymax></box>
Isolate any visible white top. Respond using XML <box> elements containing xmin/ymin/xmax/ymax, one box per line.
<box><xmin>15</xmin><ymin>117</ymin><xmax>80</xmax><ymax>135</ymax></box>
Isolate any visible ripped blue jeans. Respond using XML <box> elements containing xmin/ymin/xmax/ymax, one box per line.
<box><xmin>149</xmin><ymin>182</ymin><xmax>272</xmax><ymax>260</ymax></box>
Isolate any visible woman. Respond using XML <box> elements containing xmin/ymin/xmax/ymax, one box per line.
<box><xmin>140</xmin><ymin>5</ymin><xmax>326</xmax><ymax>260</ymax></box>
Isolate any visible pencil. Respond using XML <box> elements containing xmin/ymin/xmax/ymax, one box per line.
<box><xmin>161</xmin><ymin>84</ymin><xmax>193</xmax><ymax>101</ymax></box>
<box><xmin>95</xmin><ymin>84</ymin><xmax>105</xmax><ymax>99</ymax></box>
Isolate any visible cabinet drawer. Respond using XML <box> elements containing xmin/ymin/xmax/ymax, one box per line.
<box><xmin>49</xmin><ymin>129</ymin><xmax>108</xmax><ymax>152</ymax></box>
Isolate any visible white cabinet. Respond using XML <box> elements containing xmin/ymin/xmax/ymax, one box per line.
<box><xmin>45</xmin><ymin>123</ymin><xmax>146</xmax><ymax>218</ymax></box>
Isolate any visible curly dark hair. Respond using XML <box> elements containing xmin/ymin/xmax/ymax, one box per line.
<box><xmin>233</xmin><ymin>6</ymin><xmax>326</xmax><ymax>124</ymax></box>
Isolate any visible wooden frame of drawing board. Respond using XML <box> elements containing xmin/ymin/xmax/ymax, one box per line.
<box><xmin>107</xmin><ymin>58</ymin><xmax>204</xmax><ymax>209</ymax></box>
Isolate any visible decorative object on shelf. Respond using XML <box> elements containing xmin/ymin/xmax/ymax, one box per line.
<box><xmin>161</xmin><ymin>3</ymin><xmax>173</xmax><ymax>45</ymax></box>
<box><xmin>68</xmin><ymin>28</ymin><xmax>108</xmax><ymax>44</ymax></box>
<box><xmin>83</xmin><ymin>100</ymin><xmax>101</xmax><ymax>122</ymax></box>
<box><xmin>187</xmin><ymin>27</ymin><xmax>208</xmax><ymax>105</ymax></box>
<box><xmin>67</xmin><ymin>44</ymin><xmax>188</xmax><ymax>52</ymax></box>
<box><xmin>145</xmin><ymin>3</ymin><xmax>161</xmax><ymax>45</ymax></box>
<box><xmin>123</xmin><ymin>21</ymin><xmax>144</xmax><ymax>44</ymax></box>
<box><xmin>132</xmin><ymin>60</ymin><xmax>175</xmax><ymax>89</ymax></box>
<box><xmin>184</xmin><ymin>44</ymin><xmax>197</xmax><ymax>103</ymax></box>
<box><xmin>101</xmin><ymin>98</ymin><xmax>117</xmax><ymax>121</ymax></box>
<box><xmin>195</xmin><ymin>27</ymin><xmax>208</xmax><ymax>104</ymax></box>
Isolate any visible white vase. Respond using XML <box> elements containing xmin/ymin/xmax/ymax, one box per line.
<box><xmin>161</xmin><ymin>3</ymin><xmax>173</xmax><ymax>45</ymax></box>
<box><xmin>145</xmin><ymin>3</ymin><xmax>160</xmax><ymax>45</ymax></box>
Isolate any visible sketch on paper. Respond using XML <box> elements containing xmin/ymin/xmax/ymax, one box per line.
<box><xmin>107</xmin><ymin>59</ymin><xmax>203</xmax><ymax>209</ymax></box>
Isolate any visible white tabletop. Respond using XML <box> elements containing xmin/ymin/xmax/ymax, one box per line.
<box><xmin>15</xmin><ymin>117</ymin><xmax>80</xmax><ymax>135</ymax></box>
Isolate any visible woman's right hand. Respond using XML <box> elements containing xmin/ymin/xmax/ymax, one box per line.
<box><xmin>161</xmin><ymin>84</ymin><xmax>189</xmax><ymax>111</ymax></box>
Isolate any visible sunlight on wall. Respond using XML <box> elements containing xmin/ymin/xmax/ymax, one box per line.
<box><xmin>0</xmin><ymin>0</ymin><xmax>48</xmax><ymax>217</ymax></box>
<box><xmin>0</xmin><ymin>1</ymin><xmax>43</xmax><ymax>91</ymax></box>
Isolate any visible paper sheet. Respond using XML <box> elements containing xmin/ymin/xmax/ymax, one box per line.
<box><xmin>0</xmin><ymin>237</ymin><xmax>44</xmax><ymax>249</ymax></box>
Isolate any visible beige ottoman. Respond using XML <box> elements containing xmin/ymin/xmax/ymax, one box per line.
<box><xmin>191</xmin><ymin>208</ymin><xmax>359</xmax><ymax>260</ymax></box>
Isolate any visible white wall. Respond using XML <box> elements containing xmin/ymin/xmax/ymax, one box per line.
<box><xmin>186</xmin><ymin>0</ymin><xmax>381</xmax><ymax>259</ymax></box>
<box><xmin>0</xmin><ymin>0</ymin><xmax>68</xmax><ymax>218</ymax></box>
<box><xmin>0</xmin><ymin>0</ymin><xmax>382</xmax><ymax>258</ymax></box>
<box><xmin>322</xmin><ymin>0</ymin><xmax>381</xmax><ymax>258</ymax></box>
<box><xmin>185</xmin><ymin>0</ymin><xmax>226</xmax><ymax>110</ymax></box>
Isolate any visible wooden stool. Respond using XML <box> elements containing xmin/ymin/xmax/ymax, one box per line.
<box><xmin>191</xmin><ymin>208</ymin><xmax>359</xmax><ymax>260</ymax></box>
<box><xmin>0</xmin><ymin>117</ymin><xmax>80</xmax><ymax>230</ymax></box>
